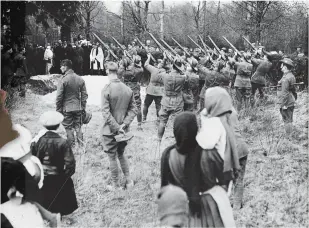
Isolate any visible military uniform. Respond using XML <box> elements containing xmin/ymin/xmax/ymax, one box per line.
<box><xmin>158</xmin><ymin>69</ymin><xmax>186</xmax><ymax>139</ymax></box>
<box><xmin>143</xmin><ymin>62</ymin><xmax>165</xmax><ymax>121</ymax></box>
<box><xmin>56</xmin><ymin>69</ymin><xmax>88</xmax><ymax>146</ymax></box>
<box><xmin>234</xmin><ymin>61</ymin><xmax>253</xmax><ymax>111</ymax></box>
<box><xmin>183</xmin><ymin>69</ymin><xmax>199</xmax><ymax>111</ymax></box>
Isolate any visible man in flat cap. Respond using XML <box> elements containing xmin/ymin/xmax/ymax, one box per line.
<box><xmin>277</xmin><ymin>58</ymin><xmax>297</xmax><ymax>136</ymax></box>
<box><xmin>56</xmin><ymin>59</ymin><xmax>88</xmax><ymax>147</ymax></box>
<box><xmin>31</xmin><ymin>111</ymin><xmax>78</xmax><ymax>216</ymax></box>
<box><xmin>157</xmin><ymin>185</ymin><xmax>189</xmax><ymax>227</ymax></box>
<box><xmin>101</xmin><ymin>62</ymin><xmax>137</xmax><ymax>191</ymax></box>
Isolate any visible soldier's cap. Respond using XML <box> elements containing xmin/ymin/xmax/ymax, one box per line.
<box><xmin>40</xmin><ymin>111</ymin><xmax>64</xmax><ymax>127</ymax></box>
<box><xmin>157</xmin><ymin>185</ymin><xmax>189</xmax><ymax>227</ymax></box>
<box><xmin>189</xmin><ymin>58</ymin><xmax>198</xmax><ymax>71</ymax></box>
<box><xmin>106</xmin><ymin>61</ymin><xmax>118</xmax><ymax>72</ymax></box>
<box><xmin>280</xmin><ymin>58</ymin><xmax>294</xmax><ymax>67</ymax></box>
<box><xmin>133</xmin><ymin>55</ymin><xmax>142</xmax><ymax>67</ymax></box>
<box><xmin>60</xmin><ymin>59</ymin><xmax>73</xmax><ymax>68</ymax></box>
<box><xmin>173</xmin><ymin>57</ymin><xmax>184</xmax><ymax>72</ymax></box>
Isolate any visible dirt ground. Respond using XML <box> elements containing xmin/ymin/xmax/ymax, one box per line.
<box><xmin>9</xmin><ymin>83</ymin><xmax>308</xmax><ymax>228</ymax></box>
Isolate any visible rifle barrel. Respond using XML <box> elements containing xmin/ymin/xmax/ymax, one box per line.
<box><xmin>187</xmin><ymin>36</ymin><xmax>206</xmax><ymax>55</ymax></box>
<box><xmin>135</xmin><ymin>37</ymin><xmax>156</xmax><ymax>62</ymax></box>
<box><xmin>92</xmin><ymin>32</ymin><xmax>119</xmax><ymax>61</ymax></box>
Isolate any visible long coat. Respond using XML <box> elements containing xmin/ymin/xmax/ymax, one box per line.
<box><xmin>90</xmin><ymin>46</ymin><xmax>104</xmax><ymax>70</ymax></box>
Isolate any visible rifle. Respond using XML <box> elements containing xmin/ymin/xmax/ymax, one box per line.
<box><xmin>198</xmin><ymin>35</ymin><xmax>213</xmax><ymax>55</ymax></box>
<box><xmin>148</xmin><ymin>32</ymin><xmax>174</xmax><ymax>62</ymax></box>
<box><xmin>187</xmin><ymin>35</ymin><xmax>207</xmax><ymax>55</ymax></box>
<box><xmin>92</xmin><ymin>32</ymin><xmax>119</xmax><ymax>61</ymax></box>
<box><xmin>160</xmin><ymin>39</ymin><xmax>177</xmax><ymax>56</ymax></box>
<box><xmin>207</xmin><ymin>36</ymin><xmax>221</xmax><ymax>56</ymax></box>
<box><xmin>171</xmin><ymin>37</ymin><xmax>191</xmax><ymax>56</ymax></box>
<box><xmin>135</xmin><ymin>37</ymin><xmax>156</xmax><ymax>62</ymax></box>
<box><xmin>222</xmin><ymin>36</ymin><xmax>242</xmax><ymax>56</ymax></box>
<box><xmin>111</xmin><ymin>36</ymin><xmax>133</xmax><ymax>60</ymax></box>
<box><xmin>242</xmin><ymin>36</ymin><xmax>257</xmax><ymax>51</ymax></box>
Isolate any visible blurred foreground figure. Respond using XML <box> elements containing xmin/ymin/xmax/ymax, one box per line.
<box><xmin>31</xmin><ymin>111</ymin><xmax>78</xmax><ymax>216</ymax></box>
<box><xmin>277</xmin><ymin>58</ymin><xmax>297</xmax><ymax>136</ymax></box>
<box><xmin>101</xmin><ymin>62</ymin><xmax>137</xmax><ymax>191</ymax></box>
<box><xmin>157</xmin><ymin>185</ymin><xmax>189</xmax><ymax>227</ymax></box>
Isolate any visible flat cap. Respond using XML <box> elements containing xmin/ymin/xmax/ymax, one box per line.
<box><xmin>106</xmin><ymin>61</ymin><xmax>118</xmax><ymax>71</ymax></box>
<box><xmin>39</xmin><ymin>111</ymin><xmax>64</xmax><ymax>127</ymax></box>
<box><xmin>280</xmin><ymin>58</ymin><xmax>294</xmax><ymax>67</ymax></box>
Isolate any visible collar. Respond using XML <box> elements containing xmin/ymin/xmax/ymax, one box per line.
<box><xmin>64</xmin><ymin>69</ymin><xmax>74</xmax><ymax>76</ymax></box>
<box><xmin>110</xmin><ymin>78</ymin><xmax>121</xmax><ymax>82</ymax></box>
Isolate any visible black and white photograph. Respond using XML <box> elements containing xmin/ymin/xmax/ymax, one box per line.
<box><xmin>0</xmin><ymin>0</ymin><xmax>308</xmax><ymax>227</ymax></box>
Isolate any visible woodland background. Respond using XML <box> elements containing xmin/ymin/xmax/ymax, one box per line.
<box><xmin>1</xmin><ymin>0</ymin><xmax>308</xmax><ymax>53</ymax></box>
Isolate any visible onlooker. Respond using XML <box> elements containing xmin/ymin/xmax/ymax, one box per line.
<box><xmin>44</xmin><ymin>44</ymin><xmax>53</xmax><ymax>75</ymax></box>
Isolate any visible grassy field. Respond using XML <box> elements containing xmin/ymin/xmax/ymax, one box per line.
<box><xmin>9</xmin><ymin>85</ymin><xmax>308</xmax><ymax>228</ymax></box>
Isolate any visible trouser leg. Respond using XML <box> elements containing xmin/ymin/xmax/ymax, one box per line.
<box><xmin>117</xmin><ymin>142</ymin><xmax>129</xmax><ymax>179</ymax></box>
<box><xmin>65</xmin><ymin>128</ymin><xmax>75</xmax><ymax>147</ymax></box>
<box><xmin>107</xmin><ymin>153</ymin><xmax>119</xmax><ymax>186</ymax></box>
<box><xmin>154</xmin><ymin>96</ymin><xmax>162</xmax><ymax>118</ymax></box>
<box><xmin>142</xmin><ymin>94</ymin><xmax>153</xmax><ymax>121</ymax></box>
<box><xmin>233</xmin><ymin>156</ymin><xmax>248</xmax><ymax>209</ymax></box>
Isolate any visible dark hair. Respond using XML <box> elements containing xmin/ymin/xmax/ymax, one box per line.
<box><xmin>1</xmin><ymin>157</ymin><xmax>42</xmax><ymax>204</ymax></box>
<box><xmin>285</xmin><ymin>64</ymin><xmax>293</xmax><ymax>71</ymax></box>
<box><xmin>18</xmin><ymin>46</ymin><xmax>25</xmax><ymax>53</ymax></box>
<box><xmin>45</xmin><ymin>124</ymin><xmax>60</xmax><ymax>131</ymax></box>
<box><xmin>61</xmin><ymin>59</ymin><xmax>73</xmax><ymax>69</ymax></box>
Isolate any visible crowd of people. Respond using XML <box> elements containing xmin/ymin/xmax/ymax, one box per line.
<box><xmin>0</xmin><ymin>32</ymin><xmax>305</xmax><ymax>227</ymax></box>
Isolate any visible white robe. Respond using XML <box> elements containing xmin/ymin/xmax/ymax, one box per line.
<box><xmin>90</xmin><ymin>46</ymin><xmax>104</xmax><ymax>70</ymax></box>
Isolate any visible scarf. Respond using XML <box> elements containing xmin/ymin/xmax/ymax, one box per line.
<box><xmin>199</xmin><ymin>87</ymin><xmax>240</xmax><ymax>180</ymax></box>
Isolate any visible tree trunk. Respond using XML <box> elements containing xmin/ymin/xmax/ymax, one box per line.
<box><xmin>160</xmin><ymin>1</ymin><xmax>164</xmax><ymax>39</ymax></box>
<box><xmin>86</xmin><ymin>11</ymin><xmax>91</xmax><ymax>40</ymax></box>
<box><xmin>121</xmin><ymin>2</ymin><xmax>124</xmax><ymax>42</ymax></box>
<box><xmin>203</xmin><ymin>1</ymin><xmax>207</xmax><ymax>40</ymax></box>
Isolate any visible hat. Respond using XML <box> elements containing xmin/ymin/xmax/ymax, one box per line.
<box><xmin>190</xmin><ymin>58</ymin><xmax>198</xmax><ymax>71</ymax></box>
<box><xmin>134</xmin><ymin>55</ymin><xmax>142</xmax><ymax>67</ymax></box>
<box><xmin>173</xmin><ymin>57</ymin><xmax>184</xmax><ymax>72</ymax></box>
<box><xmin>280</xmin><ymin>58</ymin><xmax>294</xmax><ymax>67</ymax></box>
<box><xmin>114</xmin><ymin>131</ymin><xmax>134</xmax><ymax>142</ymax></box>
<box><xmin>157</xmin><ymin>185</ymin><xmax>189</xmax><ymax>227</ymax></box>
<box><xmin>106</xmin><ymin>62</ymin><xmax>118</xmax><ymax>72</ymax></box>
<box><xmin>39</xmin><ymin>111</ymin><xmax>64</xmax><ymax>127</ymax></box>
<box><xmin>221</xmin><ymin>47</ymin><xmax>227</xmax><ymax>51</ymax></box>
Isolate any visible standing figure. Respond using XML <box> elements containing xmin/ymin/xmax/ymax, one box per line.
<box><xmin>184</xmin><ymin>58</ymin><xmax>200</xmax><ymax>111</ymax></box>
<box><xmin>101</xmin><ymin>62</ymin><xmax>137</xmax><ymax>190</ymax></box>
<box><xmin>277</xmin><ymin>58</ymin><xmax>297</xmax><ymax>136</ymax></box>
<box><xmin>31</xmin><ymin>111</ymin><xmax>78</xmax><ymax>216</ymax></box>
<box><xmin>56</xmin><ymin>59</ymin><xmax>88</xmax><ymax>147</ymax></box>
<box><xmin>13</xmin><ymin>47</ymin><xmax>29</xmax><ymax>97</ymax></box>
<box><xmin>90</xmin><ymin>42</ymin><xmax>104</xmax><ymax>75</ymax></box>
<box><xmin>44</xmin><ymin>44</ymin><xmax>53</xmax><ymax>75</ymax></box>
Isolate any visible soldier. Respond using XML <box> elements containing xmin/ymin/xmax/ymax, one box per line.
<box><xmin>277</xmin><ymin>58</ymin><xmax>297</xmax><ymax>136</ymax></box>
<box><xmin>233</xmin><ymin>53</ymin><xmax>253</xmax><ymax>112</ymax></box>
<box><xmin>118</xmin><ymin>56</ymin><xmax>144</xmax><ymax>130</ymax></box>
<box><xmin>183</xmin><ymin>57</ymin><xmax>200</xmax><ymax>111</ymax></box>
<box><xmin>251</xmin><ymin>50</ymin><xmax>279</xmax><ymax>105</ymax></box>
<box><xmin>143</xmin><ymin>53</ymin><xmax>165</xmax><ymax>123</ymax></box>
<box><xmin>13</xmin><ymin>46</ymin><xmax>29</xmax><ymax>97</ymax></box>
<box><xmin>101</xmin><ymin>62</ymin><xmax>137</xmax><ymax>190</ymax></box>
<box><xmin>157</xmin><ymin>55</ymin><xmax>186</xmax><ymax>141</ymax></box>
<box><xmin>56</xmin><ymin>59</ymin><xmax>88</xmax><ymax>147</ymax></box>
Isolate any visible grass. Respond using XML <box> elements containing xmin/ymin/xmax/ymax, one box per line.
<box><xmin>9</xmin><ymin>85</ymin><xmax>308</xmax><ymax>228</ymax></box>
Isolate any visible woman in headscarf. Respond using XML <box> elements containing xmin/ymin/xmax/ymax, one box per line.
<box><xmin>161</xmin><ymin>108</ymin><xmax>237</xmax><ymax>227</ymax></box>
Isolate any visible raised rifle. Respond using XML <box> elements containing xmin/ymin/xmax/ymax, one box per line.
<box><xmin>171</xmin><ymin>37</ymin><xmax>191</xmax><ymax>56</ymax></box>
<box><xmin>198</xmin><ymin>35</ymin><xmax>214</xmax><ymax>55</ymax></box>
<box><xmin>207</xmin><ymin>36</ymin><xmax>221</xmax><ymax>55</ymax></box>
<box><xmin>92</xmin><ymin>32</ymin><xmax>119</xmax><ymax>61</ymax></box>
<box><xmin>222</xmin><ymin>36</ymin><xmax>242</xmax><ymax>56</ymax></box>
<box><xmin>148</xmin><ymin>32</ymin><xmax>174</xmax><ymax>62</ymax></box>
<box><xmin>111</xmin><ymin>36</ymin><xmax>133</xmax><ymax>60</ymax></box>
<box><xmin>135</xmin><ymin>37</ymin><xmax>156</xmax><ymax>62</ymax></box>
<box><xmin>187</xmin><ymin>35</ymin><xmax>207</xmax><ymax>55</ymax></box>
<box><xmin>160</xmin><ymin>39</ymin><xmax>177</xmax><ymax>56</ymax></box>
<box><xmin>242</xmin><ymin>36</ymin><xmax>257</xmax><ymax>51</ymax></box>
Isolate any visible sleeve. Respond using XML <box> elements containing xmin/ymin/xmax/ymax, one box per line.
<box><xmin>251</xmin><ymin>58</ymin><xmax>262</xmax><ymax>66</ymax></box>
<box><xmin>144</xmin><ymin>62</ymin><xmax>156</xmax><ymax>74</ymax></box>
<box><xmin>122</xmin><ymin>91</ymin><xmax>138</xmax><ymax>127</ymax></box>
<box><xmin>1</xmin><ymin>213</ymin><xmax>14</xmax><ymax>228</ymax></box>
<box><xmin>63</xmin><ymin>141</ymin><xmax>76</xmax><ymax>176</ymax></box>
<box><xmin>56</xmin><ymin>81</ymin><xmax>64</xmax><ymax>113</ymax></box>
<box><xmin>101</xmin><ymin>88</ymin><xmax>121</xmax><ymax>133</ymax></box>
<box><xmin>80</xmin><ymin>80</ymin><xmax>88</xmax><ymax>110</ymax></box>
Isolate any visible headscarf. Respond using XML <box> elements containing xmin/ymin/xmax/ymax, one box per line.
<box><xmin>204</xmin><ymin>87</ymin><xmax>240</xmax><ymax>179</ymax></box>
<box><xmin>172</xmin><ymin>112</ymin><xmax>202</xmax><ymax>215</ymax></box>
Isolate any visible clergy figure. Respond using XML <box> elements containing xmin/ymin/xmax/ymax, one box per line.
<box><xmin>90</xmin><ymin>42</ymin><xmax>104</xmax><ymax>75</ymax></box>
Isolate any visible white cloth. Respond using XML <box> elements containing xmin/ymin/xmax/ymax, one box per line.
<box><xmin>90</xmin><ymin>46</ymin><xmax>104</xmax><ymax>70</ymax></box>
<box><xmin>44</xmin><ymin>48</ymin><xmax>53</xmax><ymax>61</ymax></box>
<box><xmin>0</xmin><ymin>197</ymin><xmax>46</xmax><ymax>228</ymax></box>
<box><xmin>196</xmin><ymin>110</ymin><xmax>226</xmax><ymax>160</ymax></box>
<box><xmin>202</xmin><ymin>186</ymin><xmax>236</xmax><ymax>228</ymax></box>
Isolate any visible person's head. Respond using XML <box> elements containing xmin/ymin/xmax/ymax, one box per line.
<box><xmin>3</xmin><ymin>44</ymin><xmax>12</xmax><ymax>54</ymax></box>
<box><xmin>133</xmin><ymin>55</ymin><xmax>142</xmax><ymax>67</ymax></box>
<box><xmin>146</xmin><ymin>40</ymin><xmax>151</xmax><ymax>46</ymax></box>
<box><xmin>173</xmin><ymin>57</ymin><xmax>184</xmax><ymax>73</ymax></box>
<box><xmin>228</xmin><ymin>48</ymin><xmax>233</xmax><ymax>54</ymax></box>
<box><xmin>204</xmin><ymin>87</ymin><xmax>233</xmax><ymax>117</ymax></box>
<box><xmin>221</xmin><ymin>47</ymin><xmax>227</xmax><ymax>53</ymax></box>
<box><xmin>122</xmin><ymin>57</ymin><xmax>132</xmax><ymax>70</ymax></box>
<box><xmin>132</xmin><ymin>41</ymin><xmax>136</xmax><ymax>46</ymax></box>
<box><xmin>106</xmin><ymin>61</ymin><xmax>118</xmax><ymax>77</ymax></box>
<box><xmin>280</xmin><ymin>58</ymin><xmax>294</xmax><ymax>73</ymax></box>
<box><xmin>296</xmin><ymin>46</ymin><xmax>301</xmax><ymax>52</ymax></box>
<box><xmin>243</xmin><ymin>52</ymin><xmax>251</xmax><ymax>61</ymax></box>
<box><xmin>18</xmin><ymin>46</ymin><xmax>25</xmax><ymax>54</ymax></box>
<box><xmin>189</xmin><ymin>57</ymin><xmax>198</xmax><ymax>72</ymax></box>
<box><xmin>39</xmin><ymin>111</ymin><xmax>64</xmax><ymax>130</ymax></box>
<box><xmin>60</xmin><ymin>59</ymin><xmax>73</xmax><ymax>74</ymax></box>
<box><xmin>157</xmin><ymin>185</ymin><xmax>189</xmax><ymax>228</ymax></box>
